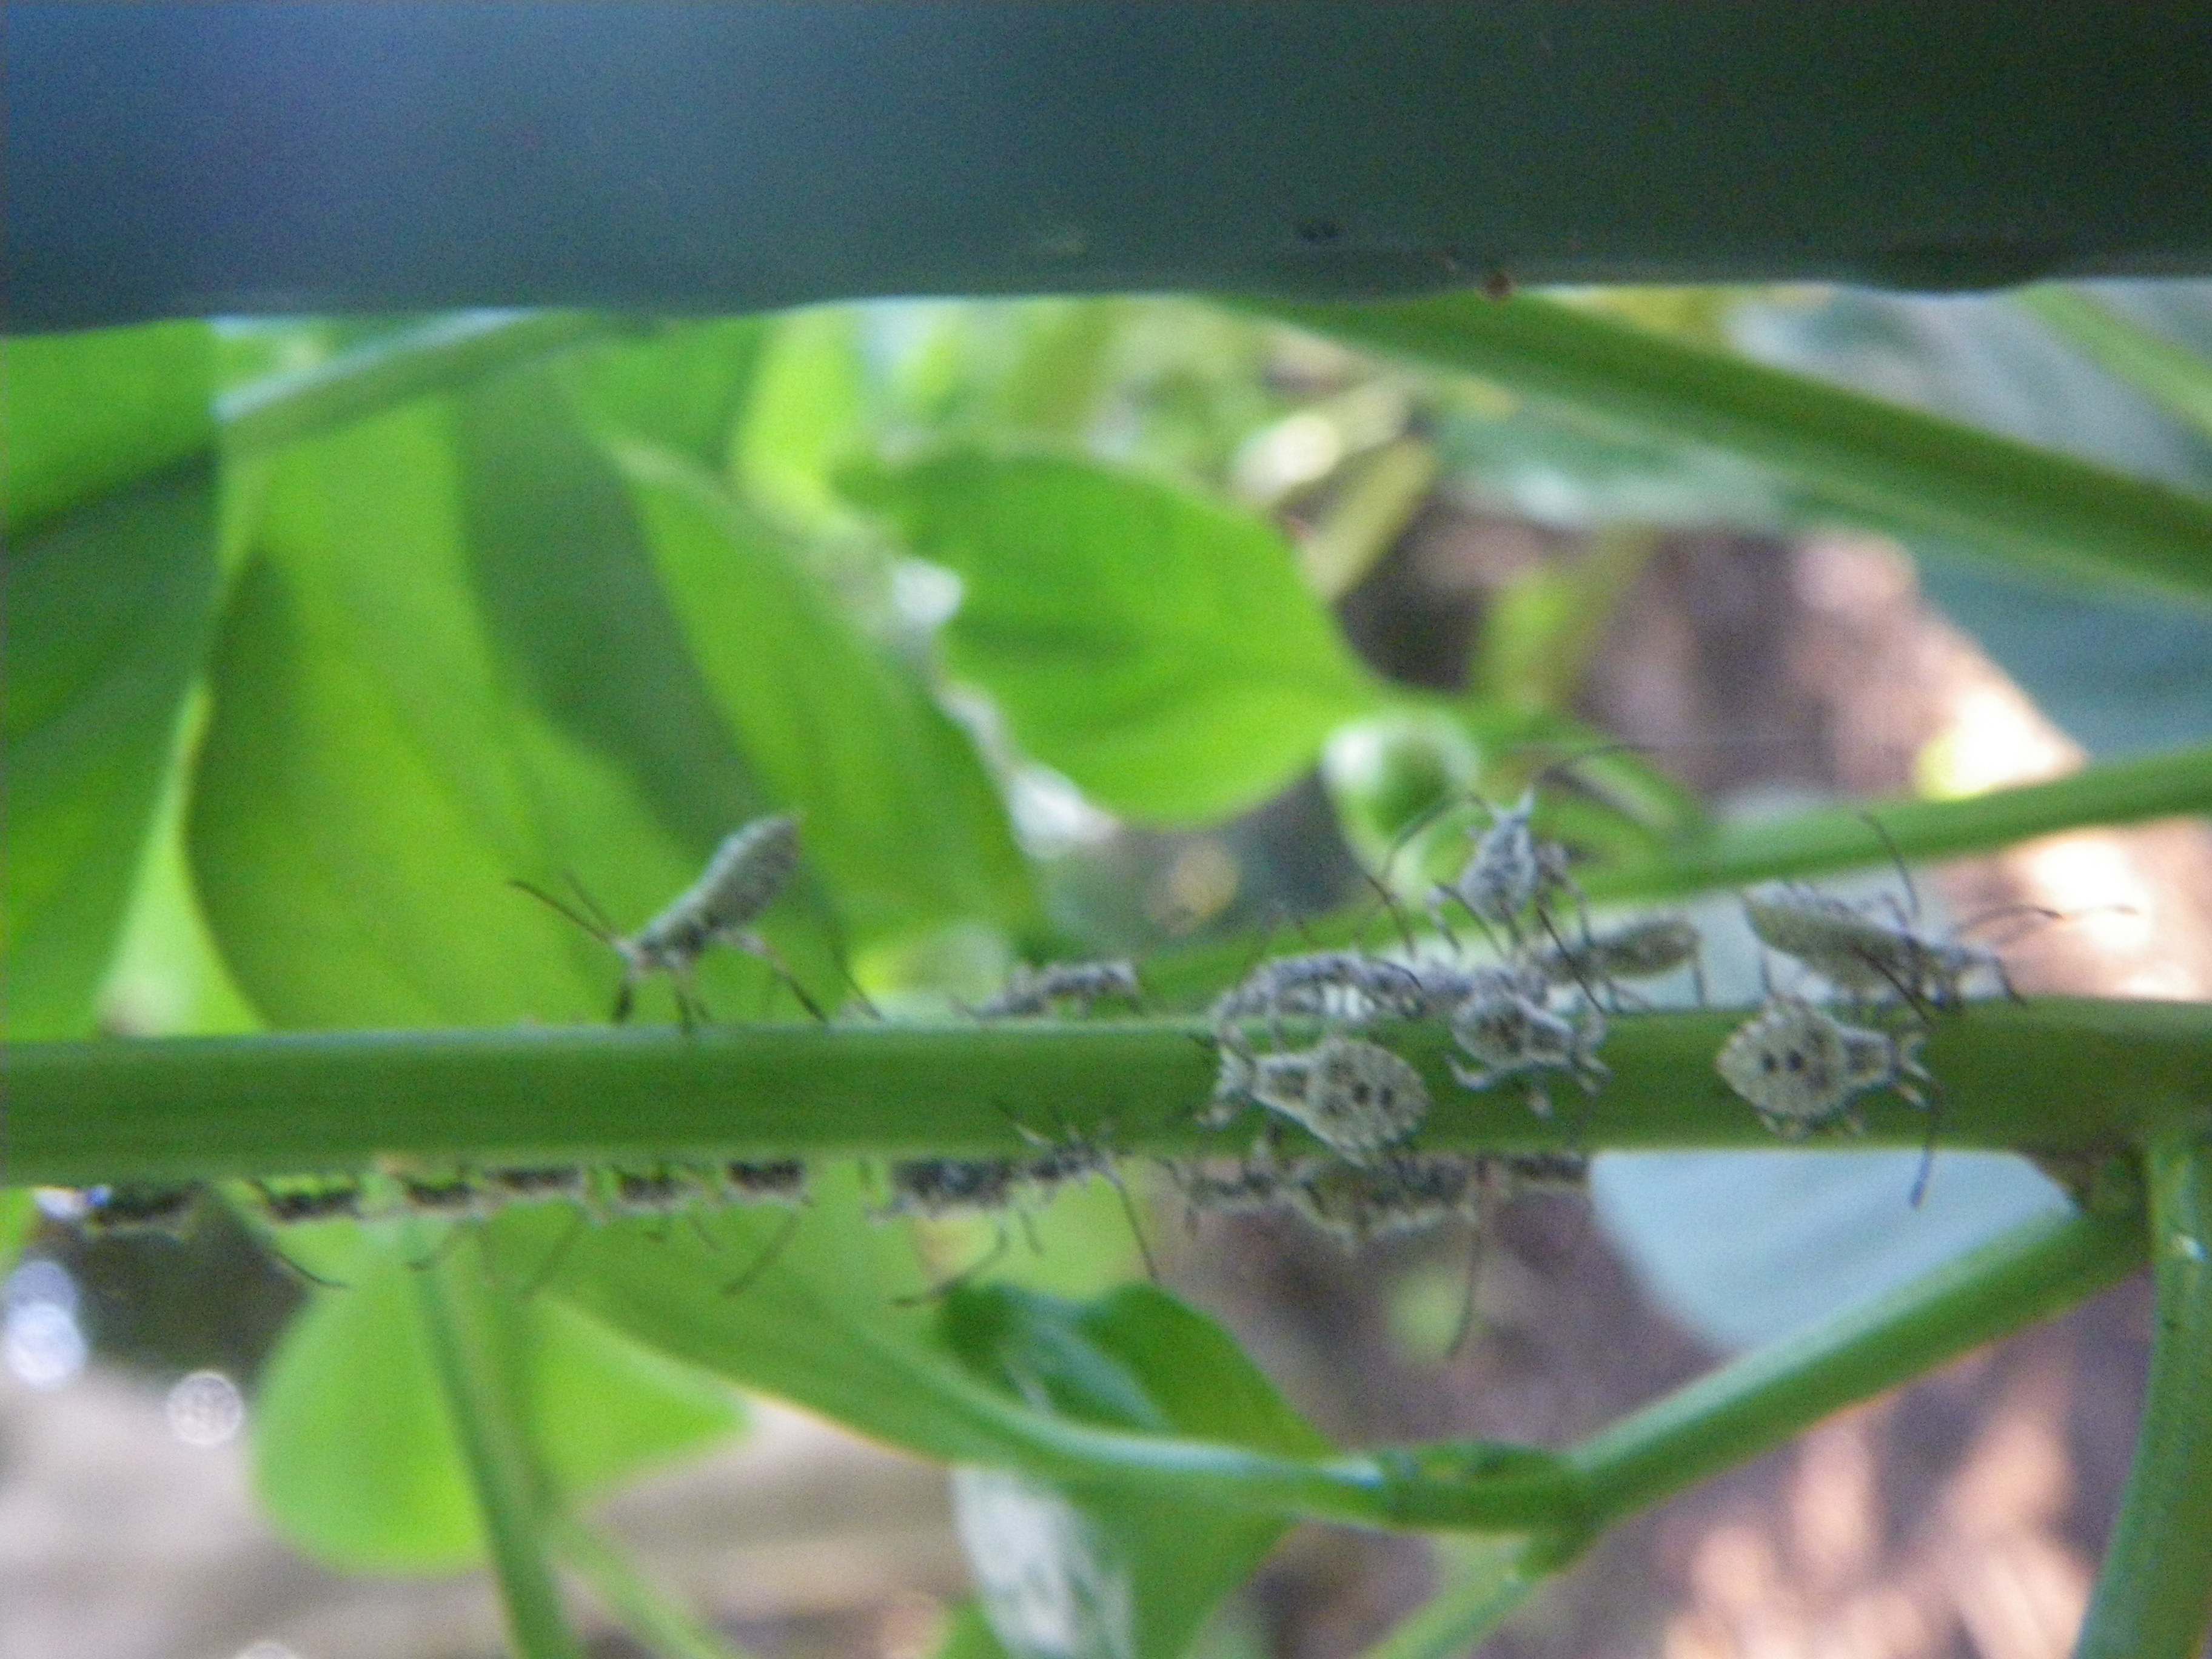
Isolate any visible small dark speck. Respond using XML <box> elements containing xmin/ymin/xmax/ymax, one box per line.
<box><xmin>1296</xmin><ymin>218</ymin><xmax>1346</xmax><ymax>246</ymax></box>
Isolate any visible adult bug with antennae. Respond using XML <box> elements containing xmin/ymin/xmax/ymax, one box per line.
<box><xmin>512</xmin><ymin>813</ymin><xmax>825</xmax><ymax>1029</ymax></box>
<box><xmin>1741</xmin><ymin>815</ymin><xmax>2034</xmax><ymax>1016</ymax></box>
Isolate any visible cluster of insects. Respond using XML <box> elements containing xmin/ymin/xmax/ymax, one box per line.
<box><xmin>54</xmin><ymin>1158</ymin><xmax>812</xmax><ymax>1241</ymax></box>
<box><xmin>50</xmin><ymin>794</ymin><xmax>2028</xmax><ymax>1300</ymax></box>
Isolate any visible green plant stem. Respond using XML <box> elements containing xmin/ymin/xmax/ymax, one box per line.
<box><xmin>412</xmin><ymin>1236</ymin><xmax>587</xmax><ymax>1659</ymax></box>
<box><xmin>2074</xmin><ymin>1127</ymin><xmax>2212</xmax><ymax>1659</ymax></box>
<box><xmin>1239</xmin><ymin>293</ymin><xmax>2212</xmax><ymax>608</ymax></box>
<box><xmin>218</xmin><ymin>311</ymin><xmax>623</xmax><ymax>455</ymax></box>
<box><xmin>1356</xmin><ymin>1538</ymin><xmax>1550</xmax><ymax>1659</ymax></box>
<box><xmin>2019</xmin><ymin>289</ymin><xmax>2212</xmax><ymax>443</ymax></box>
<box><xmin>549</xmin><ymin>1513</ymin><xmax>752</xmax><ymax>1659</ymax></box>
<box><xmin>1569</xmin><ymin>1204</ymin><xmax>2145</xmax><ymax>1526</ymax></box>
<box><xmin>8</xmin><ymin>999</ymin><xmax>2207</xmax><ymax>1185</ymax></box>
<box><xmin>1585</xmin><ymin>739</ymin><xmax>2212</xmax><ymax>901</ymax></box>
<box><xmin>1145</xmin><ymin>737</ymin><xmax>2212</xmax><ymax>1004</ymax></box>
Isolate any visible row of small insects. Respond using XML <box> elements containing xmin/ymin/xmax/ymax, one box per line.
<box><xmin>56</xmin><ymin>791</ymin><xmax>2010</xmax><ymax>1265</ymax></box>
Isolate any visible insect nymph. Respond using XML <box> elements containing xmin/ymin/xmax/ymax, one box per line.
<box><xmin>514</xmin><ymin>814</ymin><xmax>819</xmax><ymax>1027</ymax></box>
<box><xmin>973</xmin><ymin>959</ymin><xmax>1144</xmax><ymax>1019</ymax></box>
<box><xmin>1715</xmin><ymin>996</ymin><xmax>1931</xmax><ymax>1138</ymax></box>
<box><xmin>1208</xmin><ymin>1032</ymin><xmax>1433</xmax><ymax>1162</ymax></box>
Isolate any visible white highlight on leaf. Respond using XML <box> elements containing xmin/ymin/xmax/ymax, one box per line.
<box><xmin>952</xmin><ymin>1469</ymin><xmax>1134</xmax><ymax>1659</ymax></box>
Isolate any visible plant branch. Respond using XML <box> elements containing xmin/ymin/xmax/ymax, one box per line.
<box><xmin>8</xmin><ymin>1000</ymin><xmax>2207</xmax><ymax>1186</ymax></box>
<box><xmin>2073</xmin><ymin>1125</ymin><xmax>2212</xmax><ymax>1659</ymax></box>
<box><xmin>1567</xmin><ymin>1202</ymin><xmax>2147</xmax><ymax>1526</ymax></box>
<box><xmin>412</xmin><ymin>1234</ymin><xmax>586</xmax><ymax>1659</ymax></box>
<box><xmin>1237</xmin><ymin>293</ymin><xmax>2212</xmax><ymax>608</ymax></box>
<box><xmin>549</xmin><ymin>1513</ymin><xmax>754</xmax><ymax>1659</ymax></box>
<box><xmin>218</xmin><ymin>311</ymin><xmax>623</xmax><ymax>455</ymax></box>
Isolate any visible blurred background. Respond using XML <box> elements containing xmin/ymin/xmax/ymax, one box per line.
<box><xmin>7</xmin><ymin>281</ymin><xmax>2212</xmax><ymax>1659</ymax></box>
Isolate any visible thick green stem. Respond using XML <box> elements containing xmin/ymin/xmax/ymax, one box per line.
<box><xmin>7</xmin><ymin>999</ymin><xmax>2206</xmax><ymax>1185</ymax></box>
<box><xmin>412</xmin><ymin>1238</ymin><xmax>586</xmax><ymax>1659</ymax></box>
<box><xmin>1569</xmin><ymin>1204</ymin><xmax>2145</xmax><ymax>1526</ymax></box>
<box><xmin>2074</xmin><ymin>1127</ymin><xmax>2212</xmax><ymax>1659</ymax></box>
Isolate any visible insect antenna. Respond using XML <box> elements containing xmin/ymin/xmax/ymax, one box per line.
<box><xmin>893</xmin><ymin>1228</ymin><xmax>1010</xmax><ymax>1307</ymax></box>
<box><xmin>722</xmin><ymin>1210</ymin><xmax>805</xmax><ymax>1299</ymax></box>
<box><xmin>509</xmin><ymin>1207</ymin><xmax>590</xmax><ymax>1301</ymax></box>
<box><xmin>403</xmin><ymin>1223</ymin><xmax>471</xmax><ymax>1275</ymax></box>
<box><xmin>252</xmin><ymin>1236</ymin><xmax>353</xmax><ymax>1292</ymax></box>
<box><xmin>510</xmin><ymin>877</ymin><xmax>616</xmax><ymax>945</ymax></box>
<box><xmin>1858</xmin><ymin>811</ymin><xmax>1923</xmax><ymax>924</ymax></box>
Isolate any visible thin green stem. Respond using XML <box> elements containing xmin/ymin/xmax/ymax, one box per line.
<box><xmin>2019</xmin><ymin>289</ymin><xmax>2212</xmax><ymax>443</ymax></box>
<box><xmin>549</xmin><ymin>1513</ymin><xmax>753</xmax><ymax>1659</ymax></box>
<box><xmin>7</xmin><ymin>1000</ymin><xmax>2207</xmax><ymax>1185</ymax></box>
<box><xmin>412</xmin><ymin>1236</ymin><xmax>586</xmax><ymax>1659</ymax></box>
<box><xmin>1238</xmin><ymin>293</ymin><xmax>2212</xmax><ymax>608</ymax></box>
<box><xmin>1145</xmin><ymin>739</ymin><xmax>2212</xmax><ymax>1003</ymax></box>
<box><xmin>1569</xmin><ymin>1204</ymin><xmax>2146</xmax><ymax>1527</ymax></box>
<box><xmin>2074</xmin><ymin>1127</ymin><xmax>2212</xmax><ymax>1659</ymax></box>
<box><xmin>219</xmin><ymin>311</ymin><xmax>623</xmax><ymax>455</ymax></box>
<box><xmin>1584</xmin><ymin>740</ymin><xmax>2212</xmax><ymax>902</ymax></box>
<box><xmin>1354</xmin><ymin>1538</ymin><xmax>1549</xmax><ymax>1659</ymax></box>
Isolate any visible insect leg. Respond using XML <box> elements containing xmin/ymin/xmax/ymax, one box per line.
<box><xmin>722</xmin><ymin>1210</ymin><xmax>805</xmax><ymax>1299</ymax></box>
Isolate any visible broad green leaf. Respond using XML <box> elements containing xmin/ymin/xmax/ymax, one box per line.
<box><xmin>616</xmin><ymin>442</ymin><xmax>1034</xmax><ymax>942</ymax></box>
<box><xmin>732</xmin><ymin>306</ymin><xmax>871</xmax><ymax>534</ymax></box>
<box><xmin>3</xmin><ymin>460</ymin><xmax>223</xmax><ymax>1038</ymax></box>
<box><xmin>0</xmin><ymin>1190</ymin><xmax>39</xmax><ymax>1284</ymax></box>
<box><xmin>541</xmin><ymin>1168</ymin><xmax>1000</xmax><ymax>1459</ymax></box>
<box><xmin>560</xmin><ymin>317</ymin><xmax>773</xmax><ymax>472</ymax></box>
<box><xmin>189</xmin><ymin>392</ymin><xmax>830</xmax><ymax>1030</ymax></box>
<box><xmin>220</xmin><ymin>311</ymin><xmax>617</xmax><ymax>458</ymax></box>
<box><xmin>187</xmin><ymin>405</ymin><xmax>605</xmax><ymax>1027</ymax></box>
<box><xmin>254</xmin><ymin>1227</ymin><xmax>742</xmax><ymax>1573</ymax></box>
<box><xmin>3</xmin><ymin>322</ymin><xmax>215</xmax><ymax>537</ymax></box>
<box><xmin>942</xmin><ymin>1284</ymin><xmax>1328</xmax><ymax>1659</ymax></box>
<box><xmin>851</xmin><ymin>450</ymin><xmax>1387</xmax><ymax>825</ymax></box>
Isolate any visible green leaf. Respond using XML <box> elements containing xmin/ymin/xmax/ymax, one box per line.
<box><xmin>851</xmin><ymin>449</ymin><xmax>1387</xmax><ymax>825</ymax></box>
<box><xmin>942</xmin><ymin>1284</ymin><xmax>1326</xmax><ymax>1659</ymax></box>
<box><xmin>2</xmin><ymin>322</ymin><xmax>215</xmax><ymax>537</ymax></box>
<box><xmin>561</xmin><ymin>317</ymin><xmax>773</xmax><ymax>473</ymax></box>
<box><xmin>220</xmin><ymin>311</ymin><xmax>618</xmax><ymax>458</ymax></box>
<box><xmin>0</xmin><ymin>1189</ymin><xmax>39</xmax><ymax>1284</ymax></box>
<box><xmin>187</xmin><ymin>404</ymin><xmax>608</xmax><ymax>1027</ymax></box>
<box><xmin>616</xmin><ymin>442</ymin><xmax>1035</xmax><ymax>942</ymax></box>
<box><xmin>733</xmin><ymin>306</ymin><xmax>871</xmax><ymax>533</ymax></box>
<box><xmin>1245</xmin><ymin>293</ymin><xmax>2212</xmax><ymax>609</ymax></box>
<box><xmin>3</xmin><ymin>459</ymin><xmax>224</xmax><ymax>1038</ymax></box>
<box><xmin>253</xmin><ymin>1226</ymin><xmax>742</xmax><ymax>1574</ymax></box>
